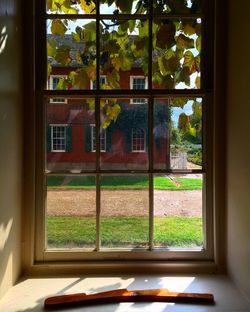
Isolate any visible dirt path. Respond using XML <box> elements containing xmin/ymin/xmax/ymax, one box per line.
<box><xmin>47</xmin><ymin>189</ymin><xmax>202</xmax><ymax>217</ymax></box>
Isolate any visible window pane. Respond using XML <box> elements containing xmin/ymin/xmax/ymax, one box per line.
<box><xmin>100</xmin><ymin>0</ymin><xmax>148</xmax><ymax>14</ymax></box>
<box><xmin>100</xmin><ymin>20</ymin><xmax>148</xmax><ymax>89</ymax></box>
<box><xmin>100</xmin><ymin>175</ymin><xmax>149</xmax><ymax>248</ymax></box>
<box><xmin>154</xmin><ymin>98</ymin><xmax>202</xmax><ymax>170</ymax></box>
<box><xmin>154</xmin><ymin>174</ymin><xmax>203</xmax><ymax>248</ymax></box>
<box><xmin>153</xmin><ymin>0</ymin><xmax>202</xmax><ymax>14</ymax></box>
<box><xmin>46</xmin><ymin>1</ymin><xmax>96</xmax><ymax>14</ymax></box>
<box><xmin>152</xmin><ymin>18</ymin><xmax>201</xmax><ymax>89</ymax></box>
<box><xmin>100</xmin><ymin>98</ymin><xmax>148</xmax><ymax>170</ymax></box>
<box><xmin>46</xmin><ymin>175</ymin><xmax>96</xmax><ymax>249</ymax></box>
<box><xmin>47</xmin><ymin>20</ymin><xmax>96</xmax><ymax>90</ymax></box>
<box><xmin>46</xmin><ymin>97</ymin><xmax>96</xmax><ymax>173</ymax></box>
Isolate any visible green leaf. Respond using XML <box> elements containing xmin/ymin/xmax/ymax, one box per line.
<box><xmin>156</xmin><ymin>23</ymin><xmax>176</xmax><ymax>49</ymax></box>
<box><xmin>55</xmin><ymin>45</ymin><xmax>71</xmax><ymax>65</ymax></box>
<box><xmin>171</xmin><ymin>98</ymin><xmax>189</xmax><ymax>108</ymax></box>
<box><xmin>177</xmin><ymin>67</ymin><xmax>191</xmax><ymax>86</ymax></box>
<box><xmin>107</xmin><ymin>70</ymin><xmax>120</xmax><ymax>88</ymax></box>
<box><xmin>51</xmin><ymin>19</ymin><xmax>67</xmax><ymax>36</ymax></box>
<box><xmin>183</xmin><ymin>51</ymin><xmax>195</xmax><ymax>68</ymax></box>
<box><xmin>103</xmin><ymin>39</ymin><xmax>120</xmax><ymax>53</ymax></box>
<box><xmin>69</xmin><ymin>69</ymin><xmax>88</xmax><ymax>89</ymax></box>
<box><xmin>115</xmin><ymin>0</ymin><xmax>133</xmax><ymax>13</ymax></box>
<box><xmin>47</xmin><ymin>38</ymin><xmax>57</xmax><ymax>57</ymax></box>
<box><xmin>176</xmin><ymin>34</ymin><xmax>194</xmax><ymax>50</ymax></box>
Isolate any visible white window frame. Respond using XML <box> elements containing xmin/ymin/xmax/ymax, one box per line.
<box><xmin>33</xmin><ymin>0</ymin><xmax>218</xmax><ymax>267</ymax></box>
<box><xmin>132</xmin><ymin>128</ymin><xmax>146</xmax><ymax>152</ymax></box>
<box><xmin>90</xmin><ymin>75</ymin><xmax>107</xmax><ymax>90</ymax></box>
<box><xmin>49</xmin><ymin>75</ymin><xmax>68</xmax><ymax>104</ymax></box>
<box><xmin>91</xmin><ymin>124</ymin><xmax>106</xmax><ymax>152</ymax></box>
<box><xmin>50</xmin><ymin>124</ymin><xmax>67</xmax><ymax>152</ymax></box>
<box><xmin>130</xmin><ymin>76</ymin><xmax>148</xmax><ymax>104</ymax></box>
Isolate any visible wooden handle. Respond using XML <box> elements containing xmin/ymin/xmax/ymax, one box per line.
<box><xmin>44</xmin><ymin>288</ymin><xmax>214</xmax><ymax>309</ymax></box>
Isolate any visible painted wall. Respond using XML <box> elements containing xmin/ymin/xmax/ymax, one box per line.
<box><xmin>227</xmin><ymin>0</ymin><xmax>250</xmax><ymax>300</ymax></box>
<box><xmin>0</xmin><ymin>0</ymin><xmax>23</xmax><ymax>299</ymax></box>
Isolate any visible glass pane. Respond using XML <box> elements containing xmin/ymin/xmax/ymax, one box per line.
<box><xmin>153</xmin><ymin>0</ymin><xmax>202</xmax><ymax>14</ymax></box>
<box><xmin>47</xmin><ymin>20</ymin><xmax>96</xmax><ymax>90</ymax></box>
<box><xmin>154</xmin><ymin>174</ymin><xmax>203</xmax><ymax>248</ymax></box>
<box><xmin>100</xmin><ymin>98</ymin><xmax>148</xmax><ymax>170</ymax></box>
<box><xmin>100</xmin><ymin>0</ymin><xmax>148</xmax><ymax>14</ymax></box>
<box><xmin>46</xmin><ymin>175</ymin><xmax>96</xmax><ymax>249</ymax></box>
<box><xmin>100</xmin><ymin>20</ymin><xmax>148</xmax><ymax>89</ymax></box>
<box><xmin>45</xmin><ymin>97</ymin><xmax>96</xmax><ymax>172</ymax></box>
<box><xmin>46</xmin><ymin>0</ymin><xmax>96</xmax><ymax>14</ymax></box>
<box><xmin>100</xmin><ymin>175</ymin><xmax>149</xmax><ymax>248</ymax></box>
<box><xmin>152</xmin><ymin>18</ymin><xmax>201</xmax><ymax>89</ymax></box>
<box><xmin>154</xmin><ymin>97</ymin><xmax>202</xmax><ymax>170</ymax></box>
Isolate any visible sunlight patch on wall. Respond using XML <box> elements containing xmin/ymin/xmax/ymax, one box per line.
<box><xmin>0</xmin><ymin>26</ymin><xmax>8</xmax><ymax>54</ymax></box>
<box><xmin>0</xmin><ymin>219</ymin><xmax>13</xmax><ymax>251</ymax></box>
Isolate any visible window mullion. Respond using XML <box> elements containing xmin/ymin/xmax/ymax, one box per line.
<box><xmin>95</xmin><ymin>96</ymin><xmax>101</xmax><ymax>251</ymax></box>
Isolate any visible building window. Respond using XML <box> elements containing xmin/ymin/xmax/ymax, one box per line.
<box><xmin>51</xmin><ymin>125</ymin><xmax>67</xmax><ymax>152</ymax></box>
<box><xmin>49</xmin><ymin>75</ymin><xmax>67</xmax><ymax>104</ymax></box>
<box><xmin>91</xmin><ymin>125</ymin><xmax>106</xmax><ymax>152</ymax></box>
<box><xmin>132</xmin><ymin>128</ymin><xmax>146</xmax><ymax>152</ymax></box>
<box><xmin>130</xmin><ymin>76</ymin><xmax>148</xmax><ymax>104</ymax></box>
<box><xmin>91</xmin><ymin>76</ymin><xmax>107</xmax><ymax>90</ymax></box>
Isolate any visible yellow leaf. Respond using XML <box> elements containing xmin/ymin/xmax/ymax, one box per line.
<box><xmin>195</xmin><ymin>76</ymin><xmax>201</xmax><ymax>88</ymax></box>
<box><xmin>183</xmin><ymin>23</ymin><xmax>196</xmax><ymax>36</ymax></box>
<box><xmin>107</xmin><ymin>104</ymin><xmax>121</xmax><ymax>120</ymax></box>
<box><xmin>111</xmin><ymin>57</ymin><xmax>122</xmax><ymax>71</ymax></box>
<box><xmin>47</xmin><ymin>64</ymin><xmax>52</xmax><ymax>78</ymax></box>
<box><xmin>196</xmin><ymin>36</ymin><xmax>201</xmax><ymax>53</ymax></box>
<box><xmin>51</xmin><ymin>19</ymin><xmax>67</xmax><ymax>36</ymax></box>
<box><xmin>80</xmin><ymin>0</ymin><xmax>96</xmax><ymax>14</ymax></box>
<box><xmin>86</xmin><ymin>66</ymin><xmax>96</xmax><ymax>80</ymax></box>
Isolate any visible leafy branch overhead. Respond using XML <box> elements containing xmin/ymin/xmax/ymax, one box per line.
<box><xmin>47</xmin><ymin>0</ymin><xmax>202</xmax><ymax>127</ymax></box>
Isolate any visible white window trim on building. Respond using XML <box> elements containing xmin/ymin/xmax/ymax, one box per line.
<box><xmin>130</xmin><ymin>76</ymin><xmax>148</xmax><ymax>104</ymax></box>
<box><xmin>131</xmin><ymin>128</ymin><xmax>146</xmax><ymax>152</ymax></box>
<box><xmin>90</xmin><ymin>75</ymin><xmax>107</xmax><ymax>90</ymax></box>
<box><xmin>91</xmin><ymin>124</ymin><xmax>106</xmax><ymax>152</ymax></box>
<box><xmin>50</xmin><ymin>124</ymin><xmax>67</xmax><ymax>152</ymax></box>
<box><xmin>49</xmin><ymin>75</ymin><xmax>68</xmax><ymax>104</ymax></box>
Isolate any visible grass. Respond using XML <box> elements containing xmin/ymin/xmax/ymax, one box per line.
<box><xmin>47</xmin><ymin>216</ymin><xmax>203</xmax><ymax>248</ymax></box>
<box><xmin>47</xmin><ymin>175</ymin><xmax>202</xmax><ymax>190</ymax></box>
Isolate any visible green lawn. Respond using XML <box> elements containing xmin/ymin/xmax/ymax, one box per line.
<box><xmin>47</xmin><ymin>216</ymin><xmax>203</xmax><ymax>248</ymax></box>
<box><xmin>47</xmin><ymin>176</ymin><xmax>202</xmax><ymax>190</ymax></box>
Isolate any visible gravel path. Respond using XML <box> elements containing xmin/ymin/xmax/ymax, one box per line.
<box><xmin>47</xmin><ymin>189</ymin><xmax>202</xmax><ymax>217</ymax></box>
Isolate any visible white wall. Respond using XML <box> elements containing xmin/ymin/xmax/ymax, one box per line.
<box><xmin>227</xmin><ymin>0</ymin><xmax>250</xmax><ymax>300</ymax></box>
<box><xmin>0</xmin><ymin>0</ymin><xmax>23</xmax><ymax>299</ymax></box>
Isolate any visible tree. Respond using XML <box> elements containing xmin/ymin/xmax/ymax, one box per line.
<box><xmin>47</xmin><ymin>0</ymin><xmax>202</xmax><ymax>127</ymax></box>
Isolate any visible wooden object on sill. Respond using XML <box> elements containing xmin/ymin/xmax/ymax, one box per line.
<box><xmin>44</xmin><ymin>288</ymin><xmax>214</xmax><ymax>309</ymax></box>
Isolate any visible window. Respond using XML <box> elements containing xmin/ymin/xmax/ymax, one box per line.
<box><xmin>36</xmin><ymin>0</ymin><xmax>215</xmax><ymax>262</ymax></box>
<box><xmin>91</xmin><ymin>76</ymin><xmax>107</xmax><ymax>90</ymax></box>
<box><xmin>91</xmin><ymin>125</ymin><xmax>106</xmax><ymax>152</ymax></box>
<box><xmin>130</xmin><ymin>76</ymin><xmax>148</xmax><ymax>104</ymax></box>
<box><xmin>50</xmin><ymin>125</ymin><xmax>67</xmax><ymax>152</ymax></box>
<box><xmin>49</xmin><ymin>75</ymin><xmax>67</xmax><ymax>104</ymax></box>
<box><xmin>132</xmin><ymin>128</ymin><xmax>146</xmax><ymax>152</ymax></box>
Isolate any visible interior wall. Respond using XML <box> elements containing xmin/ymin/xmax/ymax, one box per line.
<box><xmin>227</xmin><ymin>0</ymin><xmax>250</xmax><ymax>300</ymax></box>
<box><xmin>0</xmin><ymin>0</ymin><xmax>23</xmax><ymax>299</ymax></box>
